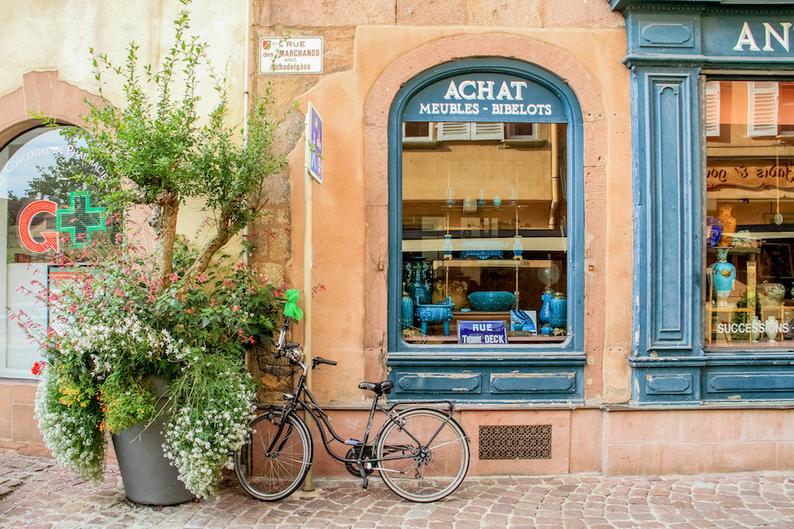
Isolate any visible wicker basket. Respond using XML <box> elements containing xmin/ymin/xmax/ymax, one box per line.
<box><xmin>253</xmin><ymin>344</ymin><xmax>297</xmax><ymax>396</ymax></box>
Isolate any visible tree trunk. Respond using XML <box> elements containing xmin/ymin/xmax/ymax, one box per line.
<box><xmin>181</xmin><ymin>224</ymin><xmax>232</xmax><ymax>287</ymax></box>
<box><xmin>158</xmin><ymin>192</ymin><xmax>179</xmax><ymax>290</ymax></box>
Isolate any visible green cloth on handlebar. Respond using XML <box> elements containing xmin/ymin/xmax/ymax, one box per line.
<box><xmin>283</xmin><ymin>288</ymin><xmax>304</xmax><ymax>321</ymax></box>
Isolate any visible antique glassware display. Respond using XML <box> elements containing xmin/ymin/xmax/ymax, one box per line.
<box><xmin>400</xmin><ymin>120</ymin><xmax>569</xmax><ymax>344</ymax></box>
<box><xmin>703</xmin><ymin>79</ymin><xmax>794</xmax><ymax>348</ymax></box>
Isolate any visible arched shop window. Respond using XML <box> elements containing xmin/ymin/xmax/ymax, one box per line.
<box><xmin>0</xmin><ymin>126</ymin><xmax>107</xmax><ymax>378</ymax></box>
<box><xmin>388</xmin><ymin>58</ymin><xmax>584</xmax><ymax>356</ymax></box>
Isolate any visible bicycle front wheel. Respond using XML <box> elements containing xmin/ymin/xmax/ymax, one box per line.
<box><xmin>375</xmin><ymin>408</ymin><xmax>469</xmax><ymax>502</ymax></box>
<box><xmin>234</xmin><ymin>409</ymin><xmax>312</xmax><ymax>501</ymax></box>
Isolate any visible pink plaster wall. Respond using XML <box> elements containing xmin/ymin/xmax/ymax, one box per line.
<box><xmin>287</xmin><ymin>26</ymin><xmax>633</xmax><ymax>406</ymax></box>
<box><xmin>605</xmin><ymin>409</ymin><xmax>794</xmax><ymax>475</ymax></box>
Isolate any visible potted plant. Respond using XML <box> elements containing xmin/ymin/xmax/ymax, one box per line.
<box><xmin>18</xmin><ymin>0</ymin><xmax>284</xmax><ymax>503</ymax></box>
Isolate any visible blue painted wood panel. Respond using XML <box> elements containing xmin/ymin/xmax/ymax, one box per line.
<box><xmin>396</xmin><ymin>373</ymin><xmax>482</xmax><ymax>394</ymax></box>
<box><xmin>633</xmin><ymin>68</ymin><xmax>701</xmax><ymax>357</ymax></box>
<box><xmin>389</xmin><ymin>362</ymin><xmax>584</xmax><ymax>402</ymax></box>
<box><xmin>490</xmin><ymin>372</ymin><xmax>577</xmax><ymax>394</ymax></box>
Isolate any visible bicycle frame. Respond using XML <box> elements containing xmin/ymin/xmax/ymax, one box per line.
<box><xmin>260</xmin><ymin>316</ymin><xmax>464</xmax><ymax>472</ymax></box>
<box><xmin>266</xmin><ymin>360</ymin><xmax>459</xmax><ymax>469</ymax></box>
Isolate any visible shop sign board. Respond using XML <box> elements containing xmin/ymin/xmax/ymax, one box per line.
<box><xmin>702</xmin><ymin>17</ymin><xmax>794</xmax><ymax>57</ymax></box>
<box><xmin>403</xmin><ymin>73</ymin><xmax>567</xmax><ymax>123</ymax></box>
<box><xmin>259</xmin><ymin>37</ymin><xmax>323</xmax><ymax>74</ymax></box>
<box><xmin>457</xmin><ymin>321</ymin><xmax>508</xmax><ymax>345</ymax></box>
<box><xmin>305</xmin><ymin>103</ymin><xmax>323</xmax><ymax>184</ymax></box>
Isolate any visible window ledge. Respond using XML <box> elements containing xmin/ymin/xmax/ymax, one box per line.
<box><xmin>388</xmin><ymin>351</ymin><xmax>586</xmax><ymax>367</ymax></box>
<box><xmin>630</xmin><ymin>352</ymin><xmax>794</xmax><ymax>368</ymax></box>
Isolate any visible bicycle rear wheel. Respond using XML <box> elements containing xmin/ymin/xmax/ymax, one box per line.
<box><xmin>375</xmin><ymin>408</ymin><xmax>469</xmax><ymax>502</ymax></box>
<box><xmin>234</xmin><ymin>409</ymin><xmax>312</xmax><ymax>501</ymax></box>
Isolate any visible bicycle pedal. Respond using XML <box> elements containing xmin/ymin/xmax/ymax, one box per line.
<box><xmin>345</xmin><ymin>438</ymin><xmax>361</xmax><ymax>446</ymax></box>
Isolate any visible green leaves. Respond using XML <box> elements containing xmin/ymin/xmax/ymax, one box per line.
<box><xmin>46</xmin><ymin>0</ymin><xmax>283</xmax><ymax>286</ymax></box>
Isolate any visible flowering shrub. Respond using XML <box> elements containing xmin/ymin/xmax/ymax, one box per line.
<box><xmin>21</xmin><ymin>0</ymin><xmax>285</xmax><ymax>501</ymax></box>
<box><xmin>21</xmin><ymin>238</ymin><xmax>280</xmax><ymax>498</ymax></box>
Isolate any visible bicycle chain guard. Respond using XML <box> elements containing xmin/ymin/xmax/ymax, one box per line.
<box><xmin>344</xmin><ymin>445</ymin><xmax>375</xmax><ymax>477</ymax></box>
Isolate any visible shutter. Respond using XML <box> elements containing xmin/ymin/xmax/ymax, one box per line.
<box><xmin>748</xmin><ymin>81</ymin><xmax>779</xmax><ymax>138</ymax></box>
<box><xmin>471</xmin><ymin>122</ymin><xmax>505</xmax><ymax>141</ymax></box>
<box><xmin>705</xmin><ymin>81</ymin><xmax>721</xmax><ymax>137</ymax></box>
<box><xmin>436</xmin><ymin>122</ymin><xmax>470</xmax><ymax>141</ymax></box>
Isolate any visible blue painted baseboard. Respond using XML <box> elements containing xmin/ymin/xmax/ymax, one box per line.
<box><xmin>388</xmin><ymin>354</ymin><xmax>585</xmax><ymax>402</ymax></box>
<box><xmin>632</xmin><ymin>354</ymin><xmax>794</xmax><ymax>403</ymax></box>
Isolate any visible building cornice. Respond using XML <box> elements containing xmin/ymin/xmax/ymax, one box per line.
<box><xmin>610</xmin><ymin>0</ymin><xmax>794</xmax><ymax>15</ymax></box>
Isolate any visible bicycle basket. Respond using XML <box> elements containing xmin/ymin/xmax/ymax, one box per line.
<box><xmin>254</xmin><ymin>344</ymin><xmax>298</xmax><ymax>395</ymax></box>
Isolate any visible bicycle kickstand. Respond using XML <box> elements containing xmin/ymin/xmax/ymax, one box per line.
<box><xmin>358</xmin><ymin>459</ymin><xmax>369</xmax><ymax>489</ymax></box>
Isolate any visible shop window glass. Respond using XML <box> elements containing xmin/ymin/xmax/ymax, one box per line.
<box><xmin>0</xmin><ymin>127</ymin><xmax>105</xmax><ymax>377</ymax></box>
<box><xmin>704</xmin><ymin>79</ymin><xmax>794</xmax><ymax>349</ymax></box>
<box><xmin>400</xmin><ymin>121</ymin><xmax>569</xmax><ymax>346</ymax></box>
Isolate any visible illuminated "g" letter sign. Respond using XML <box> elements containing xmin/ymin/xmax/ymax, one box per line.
<box><xmin>18</xmin><ymin>200</ymin><xmax>59</xmax><ymax>253</ymax></box>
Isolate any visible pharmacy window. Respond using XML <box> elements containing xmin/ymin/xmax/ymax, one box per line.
<box><xmin>390</xmin><ymin>66</ymin><xmax>583</xmax><ymax>352</ymax></box>
<box><xmin>0</xmin><ymin>126</ymin><xmax>106</xmax><ymax>378</ymax></box>
<box><xmin>703</xmin><ymin>79</ymin><xmax>794</xmax><ymax>349</ymax></box>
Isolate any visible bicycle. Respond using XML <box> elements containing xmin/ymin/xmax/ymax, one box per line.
<box><xmin>235</xmin><ymin>298</ymin><xmax>470</xmax><ymax>503</ymax></box>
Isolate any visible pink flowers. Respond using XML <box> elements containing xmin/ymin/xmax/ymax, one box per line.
<box><xmin>169</xmin><ymin>273</ymin><xmax>179</xmax><ymax>282</ymax></box>
<box><xmin>231</xmin><ymin>305</ymin><xmax>240</xmax><ymax>313</ymax></box>
<box><xmin>31</xmin><ymin>360</ymin><xmax>46</xmax><ymax>376</ymax></box>
<box><xmin>113</xmin><ymin>288</ymin><xmax>124</xmax><ymax>297</ymax></box>
<box><xmin>197</xmin><ymin>274</ymin><xmax>208</xmax><ymax>284</ymax></box>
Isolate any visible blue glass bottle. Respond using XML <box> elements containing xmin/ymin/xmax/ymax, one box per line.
<box><xmin>401</xmin><ymin>291</ymin><xmax>414</xmax><ymax>329</ymax></box>
<box><xmin>539</xmin><ymin>289</ymin><xmax>553</xmax><ymax>325</ymax></box>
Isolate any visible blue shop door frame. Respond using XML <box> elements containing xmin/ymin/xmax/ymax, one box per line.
<box><xmin>611</xmin><ymin>0</ymin><xmax>794</xmax><ymax>404</ymax></box>
<box><xmin>386</xmin><ymin>58</ymin><xmax>586</xmax><ymax>403</ymax></box>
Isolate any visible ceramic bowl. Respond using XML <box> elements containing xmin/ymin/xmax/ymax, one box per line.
<box><xmin>468</xmin><ymin>291</ymin><xmax>515</xmax><ymax>311</ymax></box>
<box><xmin>416</xmin><ymin>302</ymin><xmax>454</xmax><ymax>322</ymax></box>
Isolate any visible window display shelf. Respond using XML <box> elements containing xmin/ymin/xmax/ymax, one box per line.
<box><xmin>402</xmin><ymin>237</ymin><xmax>567</xmax><ymax>253</ymax></box>
<box><xmin>706</xmin><ymin>246</ymin><xmax>760</xmax><ymax>255</ymax></box>
<box><xmin>432</xmin><ymin>259</ymin><xmax>554</xmax><ymax>270</ymax></box>
<box><xmin>403</xmin><ymin>335</ymin><xmax>566</xmax><ymax>344</ymax></box>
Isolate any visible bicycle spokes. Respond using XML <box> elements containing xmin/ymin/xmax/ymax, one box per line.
<box><xmin>376</xmin><ymin>409</ymin><xmax>469</xmax><ymax>502</ymax></box>
<box><xmin>235</xmin><ymin>412</ymin><xmax>312</xmax><ymax>501</ymax></box>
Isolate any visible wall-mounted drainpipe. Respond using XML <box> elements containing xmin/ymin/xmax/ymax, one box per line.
<box><xmin>548</xmin><ymin>123</ymin><xmax>560</xmax><ymax>229</ymax></box>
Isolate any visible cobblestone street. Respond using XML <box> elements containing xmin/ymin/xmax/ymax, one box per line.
<box><xmin>4</xmin><ymin>452</ymin><xmax>794</xmax><ymax>529</ymax></box>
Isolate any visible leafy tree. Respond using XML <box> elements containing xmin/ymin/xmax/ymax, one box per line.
<box><xmin>46</xmin><ymin>0</ymin><xmax>283</xmax><ymax>290</ymax></box>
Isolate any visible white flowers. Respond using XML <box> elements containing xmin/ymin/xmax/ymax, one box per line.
<box><xmin>161</xmin><ymin>365</ymin><xmax>256</xmax><ymax>498</ymax></box>
<box><xmin>35</xmin><ymin>369</ymin><xmax>105</xmax><ymax>480</ymax></box>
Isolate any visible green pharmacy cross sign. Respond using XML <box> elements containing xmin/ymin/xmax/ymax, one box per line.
<box><xmin>55</xmin><ymin>191</ymin><xmax>108</xmax><ymax>248</ymax></box>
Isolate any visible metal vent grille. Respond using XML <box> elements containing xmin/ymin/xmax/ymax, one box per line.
<box><xmin>479</xmin><ymin>425</ymin><xmax>552</xmax><ymax>460</ymax></box>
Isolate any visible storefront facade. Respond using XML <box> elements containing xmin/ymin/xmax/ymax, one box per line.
<box><xmin>4</xmin><ymin>0</ymin><xmax>794</xmax><ymax>477</ymax></box>
<box><xmin>616</xmin><ymin>0</ymin><xmax>794</xmax><ymax>404</ymax></box>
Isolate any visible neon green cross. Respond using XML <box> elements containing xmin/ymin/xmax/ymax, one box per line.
<box><xmin>55</xmin><ymin>191</ymin><xmax>107</xmax><ymax>248</ymax></box>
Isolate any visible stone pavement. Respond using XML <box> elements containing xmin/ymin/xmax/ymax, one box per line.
<box><xmin>3</xmin><ymin>452</ymin><xmax>794</xmax><ymax>529</ymax></box>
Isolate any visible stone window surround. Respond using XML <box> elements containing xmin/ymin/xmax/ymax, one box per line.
<box><xmin>361</xmin><ymin>33</ymin><xmax>611</xmax><ymax>401</ymax></box>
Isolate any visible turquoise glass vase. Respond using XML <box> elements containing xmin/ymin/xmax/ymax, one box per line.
<box><xmin>549</xmin><ymin>292</ymin><xmax>567</xmax><ymax>329</ymax></box>
<box><xmin>711</xmin><ymin>248</ymin><xmax>735</xmax><ymax>295</ymax></box>
<box><xmin>401</xmin><ymin>293</ymin><xmax>414</xmax><ymax>329</ymax></box>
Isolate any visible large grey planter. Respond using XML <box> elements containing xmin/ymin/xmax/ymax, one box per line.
<box><xmin>111</xmin><ymin>379</ymin><xmax>194</xmax><ymax>505</ymax></box>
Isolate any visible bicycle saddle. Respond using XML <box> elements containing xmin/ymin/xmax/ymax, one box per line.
<box><xmin>358</xmin><ymin>380</ymin><xmax>393</xmax><ymax>395</ymax></box>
